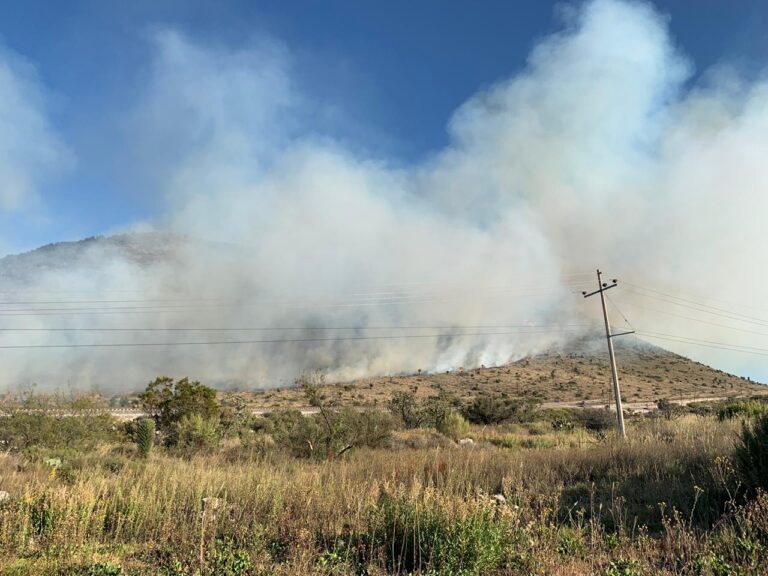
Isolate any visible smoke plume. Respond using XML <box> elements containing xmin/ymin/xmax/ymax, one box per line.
<box><xmin>2</xmin><ymin>0</ymin><xmax>768</xmax><ymax>391</ymax></box>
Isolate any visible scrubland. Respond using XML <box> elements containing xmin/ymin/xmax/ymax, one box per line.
<box><xmin>1</xmin><ymin>383</ymin><xmax>768</xmax><ymax>575</ymax></box>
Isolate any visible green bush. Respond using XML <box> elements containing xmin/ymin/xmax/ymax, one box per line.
<box><xmin>139</xmin><ymin>376</ymin><xmax>219</xmax><ymax>432</ymax></box>
<box><xmin>387</xmin><ymin>391</ymin><xmax>423</xmax><ymax>428</ymax></box>
<box><xmin>718</xmin><ymin>400</ymin><xmax>768</xmax><ymax>422</ymax></box>
<box><xmin>604</xmin><ymin>558</ymin><xmax>641</xmax><ymax>576</ymax></box>
<box><xmin>135</xmin><ymin>418</ymin><xmax>155</xmax><ymax>458</ymax></box>
<box><xmin>266</xmin><ymin>408</ymin><xmax>395</xmax><ymax>459</ymax></box>
<box><xmin>656</xmin><ymin>398</ymin><xmax>684</xmax><ymax>419</ymax></box>
<box><xmin>345</xmin><ymin>409</ymin><xmax>397</xmax><ymax>448</ymax></box>
<box><xmin>208</xmin><ymin>537</ymin><xmax>252</xmax><ymax>576</ymax></box>
<box><xmin>734</xmin><ymin>412</ymin><xmax>768</xmax><ymax>496</ymax></box>
<box><xmin>172</xmin><ymin>414</ymin><xmax>220</xmax><ymax>452</ymax></box>
<box><xmin>576</xmin><ymin>409</ymin><xmax>616</xmax><ymax>432</ymax></box>
<box><xmin>462</xmin><ymin>396</ymin><xmax>515</xmax><ymax>424</ymax></box>
<box><xmin>0</xmin><ymin>412</ymin><xmax>118</xmax><ymax>452</ymax></box>
<box><xmin>371</xmin><ymin>494</ymin><xmax>507</xmax><ymax>575</ymax></box>
<box><xmin>87</xmin><ymin>562</ymin><xmax>122</xmax><ymax>576</ymax></box>
<box><xmin>422</xmin><ymin>394</ymin><xmax>461</xmax><ymax>431</ymax></box>
<box><xmin>437</xmin><ymin>409</ymin><xmax>470</xmax><ymax>441</ymax></box>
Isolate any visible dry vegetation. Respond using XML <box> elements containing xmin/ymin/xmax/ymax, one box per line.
<box><xmin>1</xmin><ymin>347</ymin><xmax>768</xmax><ymax>575</ymax></box>
<box><xmin>1</xmin><ymin>395</ymin><xmax>768</xmax><ymax>574</ymax></box>
<box><xmin>241</xmin><ymin>343</ymin><xmax>766</xmax><ymax>412</ymax></box>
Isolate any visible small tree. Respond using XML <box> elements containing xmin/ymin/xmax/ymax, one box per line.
<box><xmin>387</xmin><ymin>391</ymin><xmax>423</xmax><ymax>429</ymax></box>
<box><xmin>420</xmin><ymin>393</ymin><xmax>457</xmax><ymax>429</ymax></box>
<box><xmin>299</xmin><ymin>371</ymin><xmax>347</xmax><ymax>459</ymax></box>
<box><xmin>135</xmin><ymin>418</ymin><xmax>155</xmax><ymax>458</ymax></box>
<box><xmin>174</xmin><ymin>414</ymin><xmax>220</xmax><ymax>452</ymax></box>
<box><xmin>139</xmin><ymin>376</ymin><xmax>219</xmax><ymax>432</ymax></box>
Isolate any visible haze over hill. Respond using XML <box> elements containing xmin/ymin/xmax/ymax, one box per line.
<box><xmin>0</xmin><ymin>232</ymin><xmax>586</xmax><ymax>391</ymax></box>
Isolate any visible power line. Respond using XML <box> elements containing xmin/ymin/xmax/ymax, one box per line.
<box><xmin>0</xmin><ymin>328</ymin><xmax>584</xmax><ymax>349</ymax></box>
<box><xmin>0</xmin><ymin>279</ymin><xmax>595</xmax><ymax>306</ymax></box>
<box><xmin>0</xmin><ymin>287</ymin><xmax>592</xmax><ymax>309</ymax></box>
<box><xmin>606</xmin><ymin>293</ymin><xmax>634</xmax><ymax>331</ymax></box>
<box><xmin>636</xmin><ymin>330</ymin><xmax>768</xmax><ymax>356</ymax></box>
<box><xmin>624</xmin><ymin>288</ymin><xmax>768</xmax><ymax>328</ymax></box>
<box><xmin>623</xmin><ymin>282</ymin><xmax>768</xmax><ymax>315</ymax></box>
<box><xmin>624</xmin><ymin>283</ymin><xmax>768</xmax><ymax>325</ymax></box>
<box><xmin>0</xmin><ymin>323</ymin><xmax>598</xmax><ymax>332</ymax></box>
<box><xmin>0</xmin><ymin>290</ymin><xmax>592</xmax><ymax>316</ymax></box>
<box><xmin>617</xmin><ymin>300</ymin><xmax>768</xmax><ymax>338</ymax></box>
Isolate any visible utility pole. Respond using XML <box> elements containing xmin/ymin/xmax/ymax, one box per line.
<box><xmin>582</xmin><ymin>269</ymin><xmax>634</xmax><ymax>438</ymax></box>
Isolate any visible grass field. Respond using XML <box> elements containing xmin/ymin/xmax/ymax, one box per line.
<box><xmin>1</xmin><ymin>397</ymin><xmax>768</xmax><ymax>575</ymax></box>
<box><xmin>0</xmin><ymin>347</ymin><xmax>767</xmax><ymax>575</ymax></box>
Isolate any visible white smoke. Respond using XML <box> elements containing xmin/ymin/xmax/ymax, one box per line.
<box><xmin>2</xmin><ymin>0</ymin><xmax>768</xmax><ymax>391</ymax></box>
<box><xmin>0</xmin><ymin>43</ymin><xmax>70</xmax><ymax>239</ymax></box>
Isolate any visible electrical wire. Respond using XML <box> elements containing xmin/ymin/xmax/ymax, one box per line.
<box><xmin>0</xmin><ymin>323</ymin><xmax>599</xmax><ymax>332</ymax></box>
<box><xmin>624</xmin><ymin>283</ymin><xmax>768</xmax><ymax>325</ymax></box>
<box><xmin>636</xmin><ymin>330</ymin><xmax>768</xmax><ymax>357</ymax></box>
<box><xmin>616</xmin><ymin>300</ymin><xmax>768</xmax><ymax>338</ymax></box>
<box><xmin>623</xmin><ymin>288</ymin><xmax>768</xmax><ymax>328</ymax></box>
<box><xmin>0</xmin><ymin>328</ymin><xmax>588</xmax><ymax>349</ymax></box>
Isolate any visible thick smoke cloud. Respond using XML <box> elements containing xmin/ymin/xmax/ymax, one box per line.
<box><xmin>2</xmin><ymin>0</ymin><xmax>768</xmax><ymax>391</ymax></box>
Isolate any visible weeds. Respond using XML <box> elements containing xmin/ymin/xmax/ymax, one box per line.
<box><xmin>0</xmin><ymin>405</ymin><xmax>766</xmax><ymax>574</ymax></box>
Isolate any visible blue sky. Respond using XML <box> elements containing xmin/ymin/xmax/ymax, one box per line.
<box><xmin>0</xmin><ymin>0</ymin><xmax>766</xmax><ymax>255</ymax></box>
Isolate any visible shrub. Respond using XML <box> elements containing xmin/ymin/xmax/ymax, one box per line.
<box><xmin>139</xmin><ymin>376</ymin><xmax>219</xmax><ymax>432</ymax></box>
<box><xmin>208</xmin><ymin>537</ymin><xmax>252</xmax><ymax>576</ymax></box>
<box><xmin>437</xmin><ymin>409</ymin><xmax>470</xmax><ymax>441</ymax></box>
<box><xmin>266</xmin><ymin>407</ymin><xmax>395</xmax><ymax>459</ymax></box>
<box><xmin>421</xmin><ymin>393</ymin><xmax>459</xmax><ymax>429</ymax></box>
<box><xmin>576</xmin><ymin>409</ymin><xmax>616</xmax><ymax>432</ymax></box>
<box><xmin>172</xmin><ymin>414</ymin><xmax>220</xmax><ymax>452</ymax></box>
<box><xmin>346</xmin><ymin>409</ymin><xmax>397</xmax><ymax>448</ymax></box>
<box><xmin>86</xmin><ymin>562</ymin><xmax>122</xmax><ymax>576</ymax></box>
<box><xmin>291</xmin><ymin>374</ymin><xmax>396</xmax><ymax>458</ymax></box>
<box><xmin>734</xmin><ymin>412</ymin><xmax>768</xmax><ymax>496</ymax></box>
<box><xmin>387</xmin><ymin>391</ymin><xmax>423</xmax><ymax>428</ymax></box>
<box><xmin>718</xmin><ymin>400</ymin><xmax>768</xmax><ymax>422</ymax></box>
<box><xmin>657</xmin><ymin>398</ymin><xmax>684</xmax><ymax>419</ymax></box>
<box><xmin>135</xmin><ymin>418</ymin><xmax>155</xmax><ymax>458</ymax></box>
<box><xmin>219</xmin><ymin>395</ymin><xmax>251</xmax><ymax>438</ymax></box>
<box><xmin>0</xmin><ymin>412</ymin><xmax>119</xmax><ymax>452</ymax></box>
<box><xmin>462</xmin><ymin>396</ymin><xmax>516</xmax><ymax>424</ymax></box>
<box><xmin>371</xmin><ymin>493</ymin><xmax>507</xmax><ymax>575</ymax></box>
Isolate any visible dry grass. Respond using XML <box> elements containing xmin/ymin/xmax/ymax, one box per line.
<box><xmin>1</xmin><ymin>415</ymin><xmax>766</xmax><ymax>574</ymax></box>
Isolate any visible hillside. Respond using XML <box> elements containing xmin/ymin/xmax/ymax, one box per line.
<box><xmin>0</xmin><ymin>232</ymin><xmax>185</xmax><ymax>285</ymax></box>
<box><xmin>241</xmin><ymin>339</ymin><xmax>767</xmax><ymax>411</ymax></box>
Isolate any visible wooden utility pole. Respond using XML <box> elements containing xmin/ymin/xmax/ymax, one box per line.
<box><xmin>583</xmin><ymin>269</ymin><xmax>633</xmax><ymax>438</ymax></box>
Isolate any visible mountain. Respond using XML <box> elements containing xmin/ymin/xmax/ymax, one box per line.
<box><xmin>1</xmin><ymin>233</ymin><xmax>764</xmax><ymax>402</ymax></box>
<box><xmin>0</xmin><ymin>233</ymin><xmax>184</xmax><ymax>286</ymax></box>
<box><xmin>239</xmin><ymin>339</ymin><xmax>767</xmax><ymax>411</ymax></box>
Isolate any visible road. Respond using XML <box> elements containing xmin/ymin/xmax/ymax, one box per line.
<box><xmin>5</xmin><ymin>391</ymin><xmax>768</xmax><ymax>420</ymax></box>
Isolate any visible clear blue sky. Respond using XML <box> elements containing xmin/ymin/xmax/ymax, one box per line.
<box><xmin>0</xmin><ymin>0</ymin><xmax>766</xmax><ymax>254</ymax></box>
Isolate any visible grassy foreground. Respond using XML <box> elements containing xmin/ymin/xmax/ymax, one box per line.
<box><xmin>1</xmin><ymin>412</ymin><xmax>767</xmax><ymax>575</ymax></box>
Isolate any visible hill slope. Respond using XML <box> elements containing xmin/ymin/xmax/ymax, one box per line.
<box><xmin>242</xmin><ymin>340</ymin><xmax>766</xmax><ymax>410</ymax></box>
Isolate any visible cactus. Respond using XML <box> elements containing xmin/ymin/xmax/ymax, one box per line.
<box><xmin>135</xmin><ymin>418</ymin><xmax>155</xmax><ymax>458</ymax></box>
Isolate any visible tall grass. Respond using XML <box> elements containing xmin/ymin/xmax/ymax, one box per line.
<box><xmin>0</xmin><ymin>416</ymin><xmax>765</xmax><ymax>574</ymax></box>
